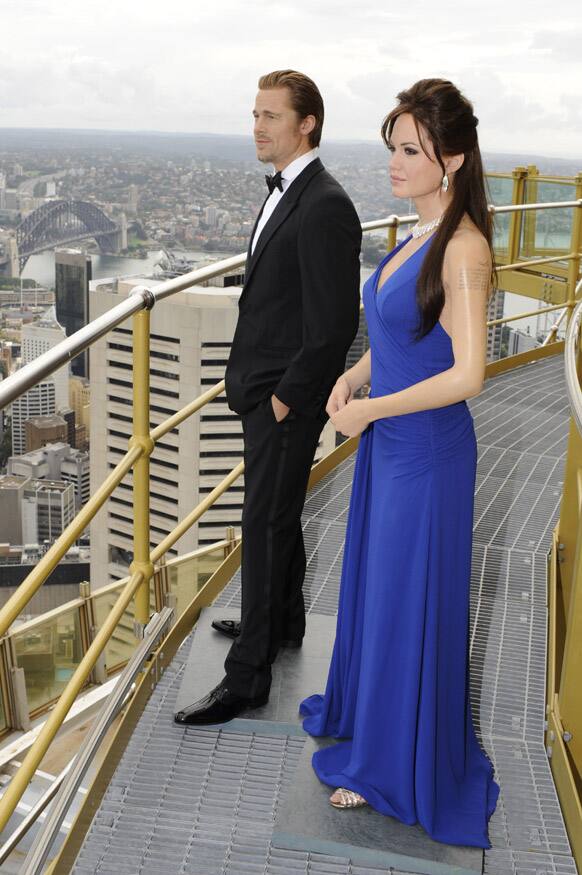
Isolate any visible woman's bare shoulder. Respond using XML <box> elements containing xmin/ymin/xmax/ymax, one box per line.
<box><xmin>444</xmin><ymin>217</ymin><xmax>491</xmax><ymax>268</ymax></box>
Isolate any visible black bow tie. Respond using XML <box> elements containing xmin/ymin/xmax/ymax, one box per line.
<box><xmin>265</xmin><ymin>171</ymin><xmax>283</xmax><ymax>194</ymax></box>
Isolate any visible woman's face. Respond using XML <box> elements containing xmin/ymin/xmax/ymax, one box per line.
<box><xmin>387</xmin><ymin>112</ymin><xmax>444</xmax><ymax>200</ymax></box>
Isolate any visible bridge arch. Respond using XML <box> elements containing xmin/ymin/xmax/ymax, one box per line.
<box><xmin>16</xmin><ymin>200</ymin><xmax>120</xmax><ymax>270</ymax></box>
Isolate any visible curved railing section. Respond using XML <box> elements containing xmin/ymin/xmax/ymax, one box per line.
<box><xmin>547</xmin><ymin>275</ymin><xmax>582</xmax><ymax>865</ymax></box>
<box><xmin>564</xmin><ymin>282</ymin><xmax>582</xmax><ymax>433</ymax></box>
<box><xmin>0</xmin><ymin>192</ymin><xmax>580</xmax><ymax>841</ymax></box>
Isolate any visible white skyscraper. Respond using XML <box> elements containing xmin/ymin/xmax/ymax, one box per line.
<box><xmin>22</xmin><ymin>306</ymin><xmax>69</xmax><ymax>411</ymax></box>
<box><xmin>22</xmin><ymin>479</ymin><xmax>76</xmax><ymax>545</ymax></box>
<box><xmin>11</xmin><ymin>380</ymin><xmax>56</xmax><ymax>456</ymax></box>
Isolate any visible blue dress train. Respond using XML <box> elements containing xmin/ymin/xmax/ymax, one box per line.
<box><xmin>300</xmin><ymin>234</ymin><xmax>500</xmax><ymax>848</ymax></box>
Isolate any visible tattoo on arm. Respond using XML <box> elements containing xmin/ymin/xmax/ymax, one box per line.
<box><xmin>457</xmin><ymin>260</ymin><xmax>492</xmax><ymax>296</ymax></box>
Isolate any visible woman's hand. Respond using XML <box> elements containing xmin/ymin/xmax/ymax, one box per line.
<box><xmin>331</xmin><ymin>399</ymin><xmax>372</xmax><ymax>438</ymax></box>
<box><xmin>326</xmin><ymin>375</ymin><xmax>353</xmax><ymax>418</ymax></box>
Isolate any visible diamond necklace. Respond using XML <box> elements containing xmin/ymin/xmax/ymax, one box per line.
<box><xmin>411</xmin><ymin>214</ymin><xmax>443</xmax><ymax>239</ymax></box>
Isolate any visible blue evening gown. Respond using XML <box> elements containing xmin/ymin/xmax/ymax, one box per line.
<box><xmin>300</xmin><ymin>233</ymin><xmax>500</xmax><ymax>848</ymax></box>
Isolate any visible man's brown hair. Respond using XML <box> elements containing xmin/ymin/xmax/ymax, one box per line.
<box><xmin>258</xmin><ymin>69</ymin><xmax>324</xmax><ymax>148</ymax></box>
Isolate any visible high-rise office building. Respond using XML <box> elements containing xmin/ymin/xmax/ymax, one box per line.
<box><xmin>22</xmin><ymin>479</ymin><xmax>76</xmax><ymax>545</ymax></box>
<box><xmin>487</xmin><ymin>290</ymin><xmax>505</xmax><ymax>361</ymax></box>
<box><xmin>11</xmin><ymin>380</ymin><xmax>56</xmax><ymax>456</ymax></box>
<box><xmin>8</xmin><ymin>442</ymin><xmax>90</xmax><ymax>511</ymax></box>
<box><xmin>55</xmin><ymin>249</ymin><xmax>92</xmax><ymax>378</ymax></box>
<box><xmin>89</xmin><ymin>277</ymin><xmax>336</xmax><ymax>586</ymax></box>
<box><xmin>0</xmin><ymin>475</ymin><xmax>28</xmax><ymax>544</ymax></box>
<box><xmin>24</xmin><ymin>414</ymin><xmax>68</xmax><ymax>452</ymax></box>
<box><xmin>22</xmin><ymin>307</ymin><xmax>69</xmax><ymax>411</ymax></box>
<box><xmin>60</xmin><ymin>449</ymin><xmax>91</xmax><ymax>509</ymax></box>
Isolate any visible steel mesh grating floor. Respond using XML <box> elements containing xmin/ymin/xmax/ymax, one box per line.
<box><xmin>74</xmin><ymin>355</ymin><xmax>578</xmax><ymax>875</ymax></box>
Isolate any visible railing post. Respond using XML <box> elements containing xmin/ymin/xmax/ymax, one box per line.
<box><xmin>0</xmin><ymin>636</ymin><xmax>16</xmax><ymax>732</ymax></box>
<box><xmin>153</xmin><ymin>556</ymin><xmax>169</xmax><ymax>612</ymax></box>
<box><xmin>224</xmin><ymin>525</ymin><xmax>237</xmax><ymax>557</ymax></box>
<box><xmin>79</xmin><ymin>581</ymin><xmax>107</xmax><ymax>684</ymax></box>
<box><xmin>10</xmin><ymin>667</ymin><xmax>32</xmax><ymax>732</ymax></box>
<box><xmin>523</xmin><ymin>164</ymin><xmax>539</xmax><ymax>257</ymax></box>
<box><xmin>78</xmin><ymin>581</ymin><xmax>92</xmax><ymax>656</ymax></box>
<box><xmin>129</xmin><ymin>301</ymin><xmax>155</xmax><ymax>638</ymax></box>
<box><xmin>566</xmin><ymin>183</ymin><xmax>582</xmax><ymax>325</ymax></box>
<box><xmin>386</xmin><ymin>215</ymin><xmax>398</xmax><ymax>252</ymax></box>
<box><xmin>508</xmin><ymin>166</ymin><xmax>527</xmax><ymax>263</ymax></box>
<box><xmin>2</xmin><ymin>632</ymin><xmax>32</xmax><ymax>731</ymax></box>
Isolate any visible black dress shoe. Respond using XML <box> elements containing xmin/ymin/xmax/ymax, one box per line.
<box><xmin>174</xmin><ymin>678</ymin><xmax>269</xmax><ymax>726</ymax></box>
<box><xmin>211</xmin><ymin>618</ymin><xmax>303</xmax><ymax>649</ymax></box>
<box><xmin>211</xmin><ymin>618</ymin><xmax>241</xmax><ymax>638</ymax></box>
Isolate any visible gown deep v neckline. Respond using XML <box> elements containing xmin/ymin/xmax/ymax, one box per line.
<box><xmin>373</xmin><ymin>232</ymin><xmax>452</xmax><ymax>342</ymax></box>
<box><xmin>374</xmin><ymin>233</ymin><xmax>433</xmax><ymax>297</ymax></box>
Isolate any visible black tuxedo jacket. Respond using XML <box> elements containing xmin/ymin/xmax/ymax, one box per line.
<box><xmin>225</xmin><ymin>157</ymin><xmax>361</xmax><ymax>422</ymax></box>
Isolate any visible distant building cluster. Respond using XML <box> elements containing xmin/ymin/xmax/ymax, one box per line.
<box><xmin>0</xmin><ymin>252</ymin><xmax>92</xmax><ymax>573</ymax></box>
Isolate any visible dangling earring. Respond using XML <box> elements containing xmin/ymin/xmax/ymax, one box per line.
<box><xmin>442</xmin><ymin>173</ymin><xmax>449</xmax><ymax>193</ymax></box>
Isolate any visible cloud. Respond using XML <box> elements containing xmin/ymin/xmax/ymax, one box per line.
<box><xmin>0</xmin><ymin>0</ymin><xmax>579</xmax><ymax>158</ymax></box>
<box><xmin>530</xmin><ymin>28</ymin><xmax>582</xmax><ymax>60</ymax></box>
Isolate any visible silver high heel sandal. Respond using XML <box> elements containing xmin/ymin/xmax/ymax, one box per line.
<box><xmin>329</xmin><ymin>788</ymin><xmax>368</xmax><ymax>809</ymax></box>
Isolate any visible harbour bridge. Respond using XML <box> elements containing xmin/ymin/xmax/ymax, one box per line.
<box><xmin>9</xmin><ymin>200</ymin><xmax>122</xmax><ymax>272</ymax></box>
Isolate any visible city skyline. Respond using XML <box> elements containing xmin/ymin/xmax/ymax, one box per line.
<box><xmin>0</xmin><ymin>0</ymin><xmax>580</xmax><ymax>160</ymax></box>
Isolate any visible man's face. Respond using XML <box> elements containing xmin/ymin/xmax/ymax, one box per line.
<box><xmin>253</xmin><ymin>87</ymin><xmax>306</xmax><ymax>170</ymax></box>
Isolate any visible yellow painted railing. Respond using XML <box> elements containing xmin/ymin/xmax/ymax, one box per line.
<box><xmin>0</xmin><ymin>169</ymin><xmax>581</xmax><ymax>839</ymax></box>
<box><xmin>546</xmin><ymin>285</ymin><xmax>582</xmax><ymax>866</ymax></box>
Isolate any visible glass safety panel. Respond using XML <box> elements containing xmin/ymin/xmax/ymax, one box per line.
<box><xmin>91</xmin><ymin>579</ymin><xmax>156</xmax><ymax>673</ymax></box>
<box><xmin>13</xmin><ymin>609</ymin><xmax>84</xmax><ymax>715</ymax></box>
<box><xmin>487</xmin><ymin>175</ymin><xmax>514</xmax><ymax>256</ymax></box>
<box><xmin>520</xmin><ymin>179</ymin><xmax>576</xmax><ymax>258</ymax></box>
<box><xmin>166</xmin><ymin>546</ymin><xmax>227</xmax><ymax>620</ymax></box>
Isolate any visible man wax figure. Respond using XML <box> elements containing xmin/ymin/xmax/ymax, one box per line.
<box><xmin>175</xmin><ymin>69</ymin><xmax>361</xmax><ymax>725</ymax></box>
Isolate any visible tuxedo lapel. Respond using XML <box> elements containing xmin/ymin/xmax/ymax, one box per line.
<box><xmin>243</xmin><ymin>158</ymin><xmax>324</xmax><ymax>289</ymax></box>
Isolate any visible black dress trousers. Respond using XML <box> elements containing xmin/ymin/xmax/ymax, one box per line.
<box><xmin>224</xmin><ymin>398</ymin><xmax>324</xmax><ymax>698</ymax></box>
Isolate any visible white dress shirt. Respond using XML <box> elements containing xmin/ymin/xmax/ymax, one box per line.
<box><xmin>251</xmin><ymin>148</ymin><xmax>319</xmax><ymax>255</ymax></box>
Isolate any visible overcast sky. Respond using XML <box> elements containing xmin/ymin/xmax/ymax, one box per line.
<box><xmin>1</xmin><ymin>0</ymin><xmax>580</xmax><ymax>159</ymax></box>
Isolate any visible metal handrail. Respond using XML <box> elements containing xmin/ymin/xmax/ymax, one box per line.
<box><xmin>19</xmin><ymin>607</ymin><xmax>174</xmax><ymax>875</ymax></box>
<box><xmin>490</xmin><ymin>199</ymin><xmax>582</xmax><ymax>214</ymax></box>
<box><xmin>564</xmin><ymin>279</ymin><xmax>582</xmax><ymax>435</ymax></box>
<box><xmin>488</xmin><ymin>303</ymin><xmax>567</xmax><ymax>328</ymax></box>
<box><xmin>496</xmin><ymin>253</ymin><xmax>577</xmax><ymax>272</ymax></box>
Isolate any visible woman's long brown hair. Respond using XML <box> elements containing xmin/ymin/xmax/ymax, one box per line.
<box><xmin>381</xmin><ymin>79</ymin><xmax>494</xmax><ymax>339</ymax></box>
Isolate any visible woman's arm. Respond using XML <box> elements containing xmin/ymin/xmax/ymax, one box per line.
<box><xmin>326</xmin><ymin>349</ymin><xmax>371</xmax><ymax>416</ymax></box>
<box><xmin>331</xmin><ymin>231</ymin><xmax>491</xmax><ymax>437</ymax></box>
<box><xmin>344</xmin><ymin>349</ymin><xmax>372</xmax><ymax>392</ymax></box>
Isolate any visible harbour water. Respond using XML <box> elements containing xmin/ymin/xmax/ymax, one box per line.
<box><xmin>21</xmin><ymin>245</ymin><xmax>562</xmax><ymax>340</ymax></box>
<box><xmin>21</xmin><ymin>248</ymin><xmax>235</xmax><ymax>289</ymax></box>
